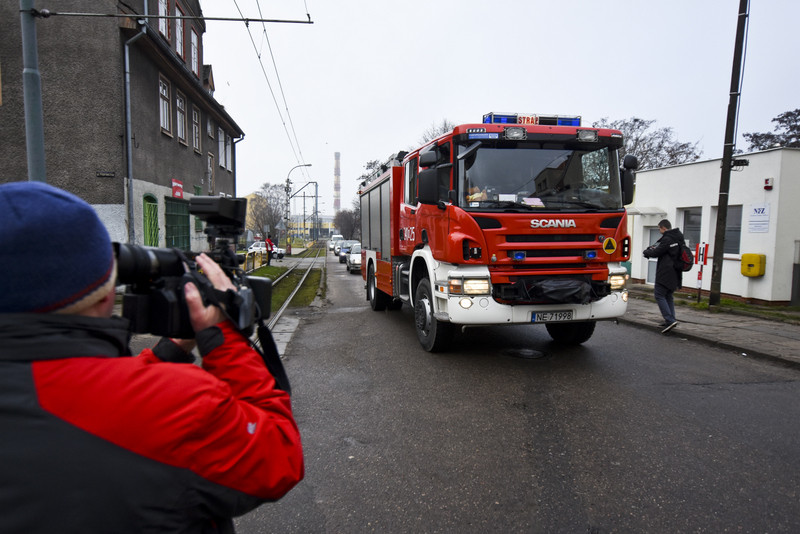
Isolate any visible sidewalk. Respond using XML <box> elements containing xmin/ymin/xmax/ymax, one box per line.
<box><xmin>620</xmin><ymin>284</ymin><xmax>800</xmax><ymax>369</ymax></box>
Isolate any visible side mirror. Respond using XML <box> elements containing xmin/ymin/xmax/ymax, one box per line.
<box><xmin>418</xmin><ymin>168</ymin><xmax>439</xmax><ymax>204</ymax></box>
<box><xmin>620</xmin><ymin>154</ymin><xmax>638</xmax><ymax>205</ymax></box>
<box><xmin>419</xmin><ymin>151</ymin><xmax>438</xmax><ymax>168</ymax></box>
<box><xmin>622</xmin><ymin>168</ymin><xmax>635</xmax><ymax>205</ymax></box>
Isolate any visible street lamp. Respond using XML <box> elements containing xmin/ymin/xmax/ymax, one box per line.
<box><xmin>285</xmin><ymin>164</ymin><xmax>312</xmax><ymax>246</ymax></box>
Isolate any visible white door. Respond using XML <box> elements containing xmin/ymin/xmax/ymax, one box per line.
<box><xmin>645</xmin><ymin>227</ymin><xmax>661</xmax><ymax>284</ymax></box>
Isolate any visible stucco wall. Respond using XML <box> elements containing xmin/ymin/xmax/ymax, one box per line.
<box><xmin>629</xmin><ymin>148</ymin><xmax>800</xmax><ymax>302</ymax></box>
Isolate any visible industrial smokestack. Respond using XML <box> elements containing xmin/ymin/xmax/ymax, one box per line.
<box><xmin>334</xmin><ymin>152</ymin><xmax>341</xmax><ymax>213</ymax></box>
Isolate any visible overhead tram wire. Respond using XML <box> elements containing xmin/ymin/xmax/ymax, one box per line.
<box><xmin>254</xmin><ymin>0</ymin><xmax>309</xmax><ymax>173</ymax></box>
<box><xmin>232</xmin><ymin>0</ymin><xmax>310</xmax><ymax>170</ymax></box>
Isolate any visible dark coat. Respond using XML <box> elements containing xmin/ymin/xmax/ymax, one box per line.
<box><xmin>643</xmin><ymin>228</ymin><xmax>685</xmax><ymax>290</ymax></box>
<box><xmin>0</xmin><ymin>313</ymin><xmax>304</xmax><ymax>533</ymax></box>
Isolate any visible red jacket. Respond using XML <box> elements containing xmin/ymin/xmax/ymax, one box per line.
<box><xmin>0</xmin><ymin>313</ymin><xmax>304</xmax><ymax>533</ymax></box>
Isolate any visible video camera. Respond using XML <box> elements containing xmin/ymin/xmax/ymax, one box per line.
<box><xmin>114</xmin><ymin>196</ymin><xmax>271</xmax><ymax>339</ymax></box>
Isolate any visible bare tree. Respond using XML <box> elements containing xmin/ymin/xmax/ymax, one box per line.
<box><xmin>334</xmin><ymin>208</ymin><xmax>359</xmax><ymax>240</ymax></box>
<box><xmin>418</xmin><ymin>118</ymin><xmax>456</xmax><ymax>145</ymax></box>
<box><xmin>743</xmin><ymin>108</ymin><xmax>800</xmax><ymax>151</ymax></box>
<box><xmin>593</xmin><ymin>117</ymin><xmax>702</xmax><ymax>170</ymax></box>
<box><xmin>357</xmin><ymin>159</ymin><xmax>383</xmax><ymax>183</ymax></box>
<box><xmin>248</xmin><ymin>183</ymin><xmax>286</xmax><ymax>240</ymax></box>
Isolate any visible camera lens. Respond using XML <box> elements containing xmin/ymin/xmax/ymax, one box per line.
<box><xmin>114</xmin><ymin>243</ymin><xmax>185</xmax><ymax>284</ymax></box>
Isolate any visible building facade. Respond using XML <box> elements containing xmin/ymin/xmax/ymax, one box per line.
<box><xmin>0</xmin><ymin>0</ymin><xmax>243</xmax><ymax>251</ymax></box>
<box><xmin>628</xmin><ymin>148</ymin><xmax>800</xmax><ymax>303</ymax></box>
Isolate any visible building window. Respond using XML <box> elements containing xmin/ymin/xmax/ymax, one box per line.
<box><xmin>158</xmin><ymin>0</ymin><xmax>169</xmax><ymax>38</ymax></box>
<box><xmin>143</xmin><ymin>195</ymin><xmax>159</xmax><ymax>246</ymax></box>
<box><xmin>207</xmin><ymin>153</ymin><xmax>215</xmax><ymax>194</ymax></box>
<box><xmin>159</xmin><ymin>76</ymin><xmax>171</xmax><ymax>135</ymax></box>
<box><xmin>176</xmin><ymin>92</ymin><xmax>187</xmax><ymax>144</ymax></box>
<box><xmin>194</xmin><ymin>185</ymin><xmax>203</xmax><ymax>231</ymax></box>
<box><xmin>218</xmin><ymin>127</ymin><xmax>225</xmax><ymax>168</ymax></box>
<box><xmin>681</xmin><ymin>207</ymin><xmax>702</xmax><ymax>249</ymax></box>
<box><xmin>192</xmin><ymin>107</ymin><xmax>201</xmax><ymax>153</ymax></box>
<box><xmin>175</xmin><ymin>3</ymin><xmax>185</xmax><ymax>58</ymax></box>
<box><xmin>207</xmin><ymin>117</ymin><xmax>214</xmax><ymax>138</ymax></box>
<box><xmin>225</xmin><ymin>134</ymin><xmax>232</xmax><ymax>171</ymax></box>
<box><xmin>165</xmin><ymin>197</ymin><xmax>190</xmax><ymax>250</ymax></box>
<box><xmin>723</xmin><ymin>205</ymin><xmax>742</xmax><ymax>255</ymax></box>
<box><xmin>190</xmin><ymin>30</ymin><xmax>200</xmax><ymax>77</ymax></box>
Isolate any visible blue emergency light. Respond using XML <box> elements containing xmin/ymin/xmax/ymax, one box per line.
<box><xmin>482</xmin><ymin>112</ymin><xmax>581</xmax><ymax>127</ymax></box>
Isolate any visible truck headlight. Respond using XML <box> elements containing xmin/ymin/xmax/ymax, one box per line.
<box><xmin>608</xmin><ymin>274</ymin><xmax>627</xmax><ymax>291</ymax></box>
<box><xmin>449</xmin><ymin>277</ymin><xmax>490</xmax><ymax>295</ymax></box>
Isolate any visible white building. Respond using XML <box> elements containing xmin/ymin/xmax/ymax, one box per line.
<box><xmin>627</xmin><ymin>148</ymin><xmax>800</xmax><ymax>304</ymax></box>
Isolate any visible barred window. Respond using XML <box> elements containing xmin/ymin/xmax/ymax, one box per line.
<box><xmin>165</xmin><ymin>197</ymin><xmax>190</xmax><ymax>251</ymax></box>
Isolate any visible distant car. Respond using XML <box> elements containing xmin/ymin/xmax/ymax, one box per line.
<box><xmin>329</xmin><ymin>235</ymin><xmax>344</xmax><ymax>252</ymax></box>
<box><xmin>248</xmin><ymin>241</ymin><xmax>268</xmax><ymax>254</ymax></box>
<box><xmin>346</xmin><ymin>243</ymin><xmax>362</xmax><ymax>273</ymax></box>
<box><xmin>338</xmin><ymin>240</ymin><xmax>359</xmax><ymax>263</ymax></box>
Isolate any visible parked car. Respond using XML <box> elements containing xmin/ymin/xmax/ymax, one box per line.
<box><xmin>346</xmin><ymin>243</ymin><xmax>362</xmax><ymax>273</ymax></box>
<box><xmin>338</xmin><ymin>240</ymin><xmax>359</xmax><ymax>263</ymax></box>
<box><xmin>248</xmin><ymin>241</ymin><xmax>268</xmax><ymax>254</ymax></box>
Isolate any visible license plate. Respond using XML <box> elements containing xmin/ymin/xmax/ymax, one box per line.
<box><xmin>533</xmin><ymin>311</ymin><xmax>573</xmax><ymax>322</ymax></box>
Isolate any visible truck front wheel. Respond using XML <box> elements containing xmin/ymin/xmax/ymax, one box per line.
<box><xmin>414</xmin><ymin>278</ymin><xmax>452</xmax><ymax>352</ymax></box>
<box><xmin>367</xmin><ymin>264</ymin><xmax>390</xmax><ymax>311</ymax></box>
<box><xmin>545</xmin><ymin>321</ymin><xmax>596</xmax><ymax>345</ymax></box>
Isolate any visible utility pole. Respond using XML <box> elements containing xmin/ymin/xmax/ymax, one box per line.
<box><xmin>285</xmin><ymin>163</ymin><xmax>312</xmax><ymax>245</ymax></box>
<box><xmin>20</xmin><ymin>0</ymin><xmax>47</xmax><ymax>182</ymax></box>
<box><xmin>709</xmin><ymin>0</ymin><xmax>749</xmax><ymax>306</ymax></box>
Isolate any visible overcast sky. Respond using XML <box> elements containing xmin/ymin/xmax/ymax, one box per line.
<box><xmin>201</xmin><ymin>0</ymin><xmax>799</xmax><ymax>217</ymax></box>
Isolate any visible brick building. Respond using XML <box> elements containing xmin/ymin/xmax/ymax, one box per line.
<box><xmin>0</xmin><ymin>0</ymin><xmax>243</xmax><ymax>250</ymax></box>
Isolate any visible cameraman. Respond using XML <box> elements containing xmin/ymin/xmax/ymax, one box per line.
<box><xmin>0</xmin><ymin>182</ymin><xmax>303</xmax><ymax>533</ymax></box>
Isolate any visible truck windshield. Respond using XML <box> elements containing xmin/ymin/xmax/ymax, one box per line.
<box><xmin>456</xmin><ymin>142</ymin><xmax>623</xmax><ymax>211</ymax></box>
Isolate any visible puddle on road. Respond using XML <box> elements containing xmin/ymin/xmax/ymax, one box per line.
<box><xmin>502</xmin><ymin>348</ymin><xmax>550</xmax><ymax>360</ymax></box>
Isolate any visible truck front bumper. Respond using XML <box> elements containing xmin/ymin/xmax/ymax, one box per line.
<box><xmin>432</xmin><ymin>288</ymin><xmax>628</xmax><ymax>325</ymax></box>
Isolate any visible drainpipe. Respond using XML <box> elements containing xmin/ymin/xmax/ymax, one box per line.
<box><xmin>124</xmin><ymin>22</ymin><xmax>146</xmax><ymax>244</ymax></box>
<box><xmin>232</xmin><ymin>134</ymin><xmax>245</xmax><ymax>197</ymax></box>
<box><xmin>19</xmin><ymin>0</ymin><xmax>47</xmax><ymax>181</ymax></box>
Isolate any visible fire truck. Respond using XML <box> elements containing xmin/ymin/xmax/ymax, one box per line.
<box><xmin>359</xmin><ymin>112</ymin><xmax>638</xmax><ymax>351</ymax></box>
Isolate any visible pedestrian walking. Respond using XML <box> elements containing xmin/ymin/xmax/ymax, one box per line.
<box><xmin>643</xmin><ymin>219</ymin><xmax>685</xmax><ymax>333</ymax></box>
<box><xmin>266</xmin><ymin>233</ymin><xmax>275</xmax><ymax>265</ymax></box>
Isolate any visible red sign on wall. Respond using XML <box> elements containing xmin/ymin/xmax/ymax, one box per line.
<box><xmin>172</xmin><ymin>179</ymin><xmax>184</xmax><ymax>198</ymax></box>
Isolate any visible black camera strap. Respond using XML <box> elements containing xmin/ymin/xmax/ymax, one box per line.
<box><xmin>176</xmin><ymin>251</ymin><xmax>292</xmax><ymax>396</ymax></box>
<box><xmin>255</xmin><ymin>319</ymin><xmax>292</xmax><ymax>396</ymax></box>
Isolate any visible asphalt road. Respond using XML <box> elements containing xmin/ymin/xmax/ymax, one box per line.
<box><xmin>236</xmin><ymin>253</ymin><xmax>800</xmax><ymax>533</ymax></box>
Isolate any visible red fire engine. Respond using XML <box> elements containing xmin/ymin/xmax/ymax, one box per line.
<box><xmin>360</xmin><ymin>112</ymin><xmax>638</xmax><ymax>351</ymax></box>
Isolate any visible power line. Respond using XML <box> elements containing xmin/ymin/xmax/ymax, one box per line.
<box><xmin>231</xmin><ymin>0</ymin><xmax>305</xmax><ymax>167</ymax></box>
<box><xmin>254</xmin><ymin>0</ymin><xmax>309</xmax><ymax>174</ymax></box>
<box><xmin>25</xmin><ymin>9</ymin><xmax>313</xmax><ymax>25</ymax></box>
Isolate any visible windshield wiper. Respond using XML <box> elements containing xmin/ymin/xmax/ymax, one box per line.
<box><xmin>478</xmin><ymin>200</ymin><xmax>539</xmax><ymax>210</ymax></box>
<box><xmin>540</xmin><ymin>199</ymin><xmax>604</xmax><ymax>211</ymax></box>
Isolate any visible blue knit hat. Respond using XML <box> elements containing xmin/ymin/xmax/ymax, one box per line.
<box><xmin>0</xmin><ymin>181</ymin><xmax>116</xmax><ymax>314</ymax></box>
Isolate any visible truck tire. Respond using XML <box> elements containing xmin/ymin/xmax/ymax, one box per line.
<box><xmin>545</xmin><ymin>321</ymin><xmax>596</xmax><ymax>345</ymax></box>
<box><xmin>414</xmin><ymin>278</ymin><xmax>452</xmax><ymax>352</ymax></box>
<box><xmin>367</xmin><ymin>264</ymin><xmax>390</xmax><ymax>311</ymax></box>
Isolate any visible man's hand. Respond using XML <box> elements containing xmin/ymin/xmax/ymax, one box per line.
<box><xmin>184</xmin><ymin>253</ymin><xmax>237</xmax><ymax>333</ymax></box>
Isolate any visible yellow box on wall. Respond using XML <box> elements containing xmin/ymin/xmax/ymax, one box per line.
<box><xmin>741</xmin><ymin>254</ymin><xmax>766</xmax><ymax>277</ymax></box>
